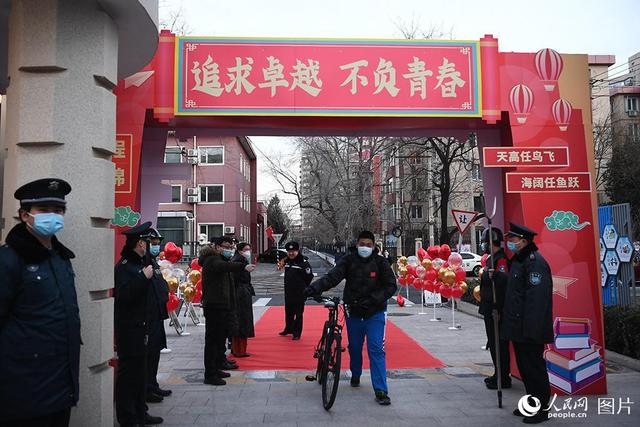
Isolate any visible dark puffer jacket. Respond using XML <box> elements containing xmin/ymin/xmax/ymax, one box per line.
<box><xmin>310</xmin><ymin>247</ymin><xmax>397</xmax><ymax>318</ymax></box>
<box><xmin>283</xmin><ymin>253</ymin><xmax>314</xmax><ymax>305</ymax></box>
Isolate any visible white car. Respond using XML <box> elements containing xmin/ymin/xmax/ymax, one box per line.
<box><xmin>459</xmin><ymin>251</ymin><xmax>483</xmax><ymax>276</ymax></box>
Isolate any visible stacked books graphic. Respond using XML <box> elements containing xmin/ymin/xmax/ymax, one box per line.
<box><xmin>544</xmin><ymin>317</ymin><xmax>605</xmax><ymax>394</ymax></box>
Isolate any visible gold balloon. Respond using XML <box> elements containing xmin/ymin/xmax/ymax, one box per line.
<box><xmin>473</xmin><ymin>285</ymin><xmax>481</xmax><ymax>302</ymax></box>
<box><xmin>188</xmin><ymin>270</ymin><xmax>201</xmax><ymax>285</ymax></box>
<box><xmin>179</xmin><ymin>282</ymin><xmax>188</xmax><ymax>292</ymax></box>
<box><xmin>167</xmin><ymin>277</ymin><xmax>179</xmax><ymax>293</ymax></box>
<box><xmin>398</xmin><ymin>266</ymin><xmax>408</xmax><ymax>276</ymax></box>
<box><xmin>438</xmin><ymin>267</ymin><xmax>448</xmax><ymax>281</ymax></box>
<box><xmin>183</xmin><ymin>286</ymin><xmax>195</xmax><ymax>302</ymax></box>
<box><xmin>421</xmin><ymin>259</ymin><xmax>433</xmax><ymax>270</ymax></box>
<box><xmin>460</xmin><ymin>282</ymin><xmax>468</xmax><ymax>293</ymax></box>
<box><xmin>443</xmin><ymin>270</ymin><xmax>457</xmax><ymax>285</ymax></box>
<box><xmin>398</xmin><ymin>256</ymin><xmax>408</xmax><ymax>266</ymax></box>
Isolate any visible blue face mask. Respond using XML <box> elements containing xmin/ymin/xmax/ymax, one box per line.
<box><xmin>222</xmin><ymin>248</ymin><xmax>235</xmax><ymax>259</ymax></box>
<box><xmin>28</xmin><ymin>212</ymin><xmax>64</xmax><ymax>237</ymax></box>
<box><xmin>507</xmin><ymin>241</ymin><xmax>519</xmax><ymax>253</ymax></box>
<box><xmin>357</xmin><ymin>246</ymin><xmax>373</xmax><ymax>258</ymax></box>
<box><xmin>150</xmin><ymin>245</ymin><xmax>161</xmax><ymax>256</ymax></box>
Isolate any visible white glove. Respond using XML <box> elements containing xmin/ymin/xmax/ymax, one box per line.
<box><xmin>245</xmin><ymin>264</ymin><xmax>256</xmax><ymax>272</ymax></box>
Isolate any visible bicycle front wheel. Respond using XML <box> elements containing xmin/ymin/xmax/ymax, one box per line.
<box><xmin>321</xmin><ymin>331</ymin><xmax>342</xmax><ymax>410</ymax></box>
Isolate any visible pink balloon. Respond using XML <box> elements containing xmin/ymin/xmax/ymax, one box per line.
<box><xmin>416</xmin><ymin>265</ymin><xmax>426</xmax><ymax>279</ymax></box>
<box><xmin>448</xmin><ymin>253</ymin><xmax>463</xmax><ymax>269</ymax></box>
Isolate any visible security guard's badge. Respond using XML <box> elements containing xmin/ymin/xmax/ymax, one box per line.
<box><xmin>27</xmin><ymin>265</ymin><xmax>39</xmax><ymax>272</ymax></box>
<box><xmin>498</xmin><ymin>265</ymin><xmax>506</xmax><ymax>272</ymax></box>
<box><xmin>305</xmin><ymin>267</ymin><xmax>311</xmax><ymax>274</ymax></box>
<box><xmin>529</xmin><ymin>272</ymin><xmax>542</xmax><ymax>286</ymax></box>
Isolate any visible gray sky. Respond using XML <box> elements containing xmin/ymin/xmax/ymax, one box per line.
<box><xmin>161</xmin><ymin>0</ymin><xmax>639</xmax><ymax>202</ymax></box>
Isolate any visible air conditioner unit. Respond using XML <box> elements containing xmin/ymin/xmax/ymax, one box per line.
<box><xmin>187</xmin><ymin>148</ymin><xmax>199</xmax><ymax>157</ymax></box>
<box><xmin>224</xmin><ymin>226</ymin><xmax>235</xmax><ymax>234</ymax></box>
<box><xmin>628</xmin><ymin>110</ymin><xmax>638</xmax><ymax>117</ymax></box>
<box><xmin>187</xmin><ymin>195</ymin><xmax>199</xmax><ymax>203</ymax></box>
<box><xmin>187</xmin><ymin>187</ymin><xmax>199</xmax><ymax>196</ymax></box>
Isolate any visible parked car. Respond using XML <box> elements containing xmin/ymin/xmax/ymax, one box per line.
<box><xmin>257</xmin><ymin>248</ymin><xmax>288</xmax><ymax>263</ymax></box>
<box><xmin>460</xmin><ymin>251</ymin><xmax>483</xmax><ymax>276</ymax></box>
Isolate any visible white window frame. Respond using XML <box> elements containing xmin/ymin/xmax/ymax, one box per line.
<box><xmin>198</xmin><ymin>223</ymin><xmax>225</xmax><ymax>241</ymax></box>
<box><xmin>164</xmin><ymin>146</ymin><xmax>182</xmax><ymax>164</ymax></box>
<box><xmin>198</xmin><ymin>146</ymin><xmax>224</xmax><ymax>165</ymax></box>
<box><xmin>159</xmin><ymin>184</ymin><xmax>182</xmax><ymax>204</ymax></box>
<box><xmin>199</xmin><ymin>184</ymin><xmax>224</xmax><ymax>204</ymax></box>
<box><xmin>625</xmin><ymin>96</ymin><xmax>639</xmax><ymax>112</ymax></box>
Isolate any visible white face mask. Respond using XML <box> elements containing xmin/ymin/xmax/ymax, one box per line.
<box><xmin>241</xmin><ymin>250</ymin><xmax>251</xmax><ymax>261</ymax></box>
<box><xmin>357</xmin><ymin>246</ymin><xmax>373</xmax><ymax>258</ymax></box>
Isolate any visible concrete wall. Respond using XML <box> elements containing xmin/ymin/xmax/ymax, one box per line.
<box><xmin>0</xmin><ymin>1</ymin><xmax>158</xmax><ymax>425</ymax></box>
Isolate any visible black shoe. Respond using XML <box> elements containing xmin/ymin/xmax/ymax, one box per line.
<box><xmin>350</xmin><ymin>376</ymin><xmax>360</xmax><ymax>387</ymax></box>
<box><xmin>204</xmin><ymin>377</ymin><xmax>226</xmax><ymax>386</ymax></box>
<box><xmin>375</xmin><ymin>390</ymin><xmax>391</xmax><ymax>405</ymax></box>
<box><xmin>485</xmin><ymin>379</ymin><xmax>512</xmax><ymax>390</ymax></box>
<box><xmin>151</xmin><ymin>387</ymin><xmax>172</xmax><ymax>397</ymax></box>
<box><xmin>146</xmin><ymin>393</ymin><xmax>163</xmax><ymax>403</ymax></box>
<box><xmin>216</xmin><ymin>370</ymin><xmax>231</xmax><ymax>378</ymax></box>
<box><xmin>144</xmin><ymin>413</ymin><xmax>164</xmax><ymax>424</ymax></box>
<box><xmin>279</xmin><ymin>330</ymin><xmax>291</xmax><ymax>336</ymax></box>
<box><xmin>514</xmin><ymin>408</ymin><xmax>525</xmax><ymax>417</ymax></box>
<box><xmin>522</xmin><ymin>410</ymin><xmax>549</xmax><ymax>424</ymax></box>
<box><xmin>292</xmin><ymin>336</ymin><xmax>301</xmax><ymax>341</ymax></box>
<box><xmin>221</xmin><ymin>360</ymin><xmax>239</xmax><ymax>370</ymax></box>
<box><xmin>484</xmin><ymin>375</ymin><xmax>496</xmax><ymax>384</ymax></box>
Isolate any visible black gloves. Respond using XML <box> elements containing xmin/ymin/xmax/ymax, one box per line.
<box><xmin>303</xmin><ymin>286</ymin><xmax>316</xmax><ymax>298</ymax></box>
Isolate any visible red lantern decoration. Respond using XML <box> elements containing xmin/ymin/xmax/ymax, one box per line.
<box><xmin>164</xmin><ymin>242</ymin><xmax>183</xmax><ymax>264</ymax></box>
<box><xmin>534</xmin><ymin>48</ymin><xmax>563</xmax><ymax>91</ymax></box>
<box><xmin>438</xmin><ymin>244</ymin><xmax>452</xmax><ymax>261</ymax></box>
<box><xmin>509</xmin><ymin>84</ymin><xmax>534</xmax><ymax>124</ymax></box>
<box><xmin>166</xmin><ymin>293</ymin><xmax>180</xmax><ymax>312</ymax></box>
<box><xmin>190</xmin><ymin>257</ymin><xmax>202</xmax><ymax>271</ymax></box>
<box><xmin>552</xmin><ymin>98</ymin><xmax>572</xmax><ymax>131</ymax></box>
<box><xmin>455</xmin><ymin>267</ymin><xmax>467</xmax><ymax>282</ymax></box>
<box><xmin>427</xmin><ymin>245</ymin><xmax>440</xmax><ymax>259</ymax></box>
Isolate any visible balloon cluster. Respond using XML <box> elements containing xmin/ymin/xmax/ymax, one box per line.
<box><xmin>158</xmin><ymin>242</ymin><xmax>203</xmax><ymax>313</ymax></box>
<box><xmin>396</xmin><ymin>244</ymin><xmax>468</xmax><ymax>300</ymax></box>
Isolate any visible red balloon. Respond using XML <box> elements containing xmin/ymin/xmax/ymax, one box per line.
<box><xmin>417</xmin><ymin>247</ymin><xmax>429</xmax><ymax>261</ymax></box>
<box><xmin>398</xmin><ymin>276</ymin><xmax>407</xmax><ymax>287</ymax></box>
<box><xmin>427</xmin><ymin>245</ymin><xmax>440</xmax><ymax>259</ymax></box>
<box><xmin>481</xmin><ymin>253</ymin><xmax>489</xmax><ymax>268</ymax></box>
<box><xmin>439</xmin><ymin>244</ymin><xmax>452</xmax><ymax>261</ymax></box>
<box><xmin>443</xmin><ymin>261</ymin><xmax>449</xmax><ymax>269</ymax></box>
<box><xmin>190</xmin><ymin>258</ymin><xmax>202</xmax><ymax>271</ymax></box>
<box><xmin>195</xmin><ymin>279</ymin><xmax>202</xmax><ymax>292</ymax></box>
<box><xmin>164</xmin><ymin>242</ymin><xmax>183</xmax><ymax>264</ymax></box>
<box><xmin>159</xmin><ymin>251</ymin><xmax>166</xmax><ymax>260</ymax></box>
<box><xmin>455</xmin><ymin>267</ymin><xmax>467</xmax><ymax>282</ymax></box>
<box><xmin>406</xmin><ymin>264</ymin><xmax>417</xmax><ymax>277</ymax></box>
<box><xmin>166</xmin><ymin>293</ymin><xmax>180</xmax><ymax>312</ymax></box>
<box><xmin>397</xmin><ymin>293</ymin><xmax>405</xmax><ymax>307</ymax></box>
<box><xmin>424</xmin><ymin>280</ymin><xmax>435</xmax><ymax>292</ymax></box>
<box><xmin>413</xmin><ymin>278</ymin><xmax>424</xmax><ymax>290</ymax></box>
<box><xmin>451</xmin><ymin>285</ymin><xmax>465</xmax><ymax>299</ymax></box>
<box><xmin>440</xmin><ymin>284</ymin><xmax>452</xmax><ymax>298</ymax></box>
<box><xmin>192</xmin><ymin>289</ymin><xmax>203</xmax><ymax>304</ymax></box>
<box><xmin>425</xmin><ymin>269</ymin><xmax>438</xmax><ymax>282</ymax></box>
<box><xmin>432</xmin><ymin>281</ymin><xmax>441</xmax><ymax>294</ymax></box>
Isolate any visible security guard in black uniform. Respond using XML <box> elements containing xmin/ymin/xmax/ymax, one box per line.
<box><xmin>502</xmin><ymin>223</ymin><xmax>553</xmax><ymax>424</ymax></box>
<box><xmin>279</xmin><ymin>241</ymin><xmax>314</xmax><ymax>340</ymax></box>
<box><xmin>0</xmin><ymin>178</ymin><xmax>80</xmax><ymax>427</ymax></box>
<box><xmin>478</xmin><ymin>227</ymin><xmax>511</xmax><ymax>390</ymax></box>
<box><xmin>114</xmin><ymin>222</ymin><xmax>163</xmax><ymax>427</ymax></box>
<box><xmin>145</xmin><ymin>228</ymin><xmax>172</xmax><ymax>402</ymax></box>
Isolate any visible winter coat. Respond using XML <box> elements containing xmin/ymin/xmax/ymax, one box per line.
<box><xmin>283</xmin><ymin>253</ymin><xmax>314</xmax><ymax>305</ymax></box>
<box><xmin>231</xmin><ymin>253</ymin><xmax>255</xmax><ymax>338</ymax></box>
<box><xmin>0</xmin><ymin>223</ymin><xmax>81</xmax><ymax>420</ymax></box>
<box><xmin>478</xmin><ymin>248</ymin><xmax>510</xmax><ymax>316</ymax></box>
<box><xmin>310</xmin><ymin>247</ymin><xmax>398</xmax><ymax>318</ymax></box>
<box><xmin>501</xmin><ymin>243</ymin><xmax>554</xmax><ymax>344</ymax></box>
<box><xmin>114</xmin><ymin>246</ymin><xmax>166</xmax><ymax>356</ymax></box>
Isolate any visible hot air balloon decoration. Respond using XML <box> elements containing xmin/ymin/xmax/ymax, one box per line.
<box><xmin>552</xmin><ymin>98</ymin><xmax>572</xmax><ymax>131</ymax></box>
<box><xmin>535</xmin><ymin>48</ymin><xmax>563</xmax><ymax>92</ymax></box>
<box><xmin>509</xmin><ymin>84</ymin><xmax>534</xmax><ymax>124</ymax></box>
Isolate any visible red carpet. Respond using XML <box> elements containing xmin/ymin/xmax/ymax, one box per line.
<box><xmin>236</xmin><ymin>306</ymin><xmax>445</xmax><ymax>371</ymax></box>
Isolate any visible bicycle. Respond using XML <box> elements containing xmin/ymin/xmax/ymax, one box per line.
<box><xmin>305</xmin><ymin>295</ymin><xmax>345</xmax><ymax>410</ymax></box>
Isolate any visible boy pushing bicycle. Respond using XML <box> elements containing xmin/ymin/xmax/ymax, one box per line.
<box><xmin>304</xmin><ymin>230</ymin><xmax>397</xmax><ymax>405</ymax></box>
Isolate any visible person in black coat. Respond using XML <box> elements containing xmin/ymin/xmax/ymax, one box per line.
<box><xmin>280</xmin><ymin>241</ymin><xmax>314</xmax><ymax>340</ymax></box>
<box><xmin>145</xmin><ymin>227</ymin><xmax>172</xmax><ymax>402</ymax></box>
<box><xmin>502</xmin><ymin>223</ymin><xmax>553</xmax><ymax>424</ymax></box>
<box><xmin>231</xmin><ymin>242</ymin><xmax>256</xmax><ymax>357</ymax></box>
<box><xmin>478</xmin><ymin>227</ymin><xmax>511</xmax><ymax>390</ymax></box>
<box><xmin>0</xmin><ymin>178</ymin><xmax>80</xmax><ymax>427</ymax></box>
<box><xmin>114</xmin><ymin>222</ymin><xmax>163</xmax><ymax>427</ymax></box>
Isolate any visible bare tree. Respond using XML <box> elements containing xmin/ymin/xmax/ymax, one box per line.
<box><xmin>159</xmin><ymin>0</ymin><xmax>193</xmax><ymax>35</ymax></box>
<box><xmin>392</xmin><ymin>14</ymin><xmax>453</xmax><ymax>40</ymax></box>
<box><xmin>592</xmin><ymin>114</ymin><xmax>614</xmax><ymax>196</ymax></box>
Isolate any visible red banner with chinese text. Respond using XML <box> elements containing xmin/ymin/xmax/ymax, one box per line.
<box><xmin>176</xmin><ymin>38</ymin><xmax>481</xmax><ymax>117</ymax></box>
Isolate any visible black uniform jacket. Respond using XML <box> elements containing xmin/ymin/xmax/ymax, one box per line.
<box><xmin>501</xmin><ymin>243</ymin><xmax>554</xmax><ymax>344</ymax></box>
<box><xmin>310</xmin><ymin>247</ymin><xmax>398</xmax><ymax>318</ymax></box>
<box><xmin>283</xmin><ymin>253</ymin><xmax>314</xmax><ymax>305</ymax></box>
<box><xmin>114</xmin><ymin>247</ymin><xmax>162</xmax><ymax>357</ymax></box>
<box><xmin>0</xmin><ymin>223</ymin><xmax>81</xmax><ymax>420</ymax></box>
<box><xmin>478</xmin><ymin>248</ymin><xmax>510</xmax><ymax>316</ymax></box>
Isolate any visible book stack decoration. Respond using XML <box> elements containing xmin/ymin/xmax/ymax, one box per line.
<box><xmin>544</xmin><ymin>317</ymin><xmax>605</xmax><ymax>394</ymax></box>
